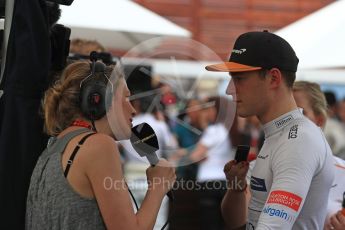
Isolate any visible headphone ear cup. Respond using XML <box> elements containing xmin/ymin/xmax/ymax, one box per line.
<box><xmin>80</xmin><ymin>80</ymin><xmax>107</xmax><ymax>120</ymax></box>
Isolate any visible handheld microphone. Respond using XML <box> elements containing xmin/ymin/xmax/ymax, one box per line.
<box><xmin>130</xmin><ymin>122</ymin><xmax>159</xmax><ymax>166</ymax></box>
<box><xmin>130</xmin><ymin>122</ymin><xmax>175</xmax><ymax>204</ymax></box>
<box><xmin>130</xmin><ymin>123</ymin><xmax>175</xmax><ymax>230</ymax></box>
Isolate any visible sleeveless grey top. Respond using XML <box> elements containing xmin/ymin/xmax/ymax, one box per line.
<box><xmin>26</xmin><ymin>128</ymin><xmax>106</xmax><ymax>230</ymax></box>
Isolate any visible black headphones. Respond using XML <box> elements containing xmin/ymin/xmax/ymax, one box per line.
<box><xmin>79</xmin><ymin>52</ymin><xmax>113</xmax><ymax>121</ymax></box>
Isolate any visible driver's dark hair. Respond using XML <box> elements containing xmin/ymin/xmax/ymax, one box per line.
<box><xmin>258</xmin><ymin>69</ymin><xmax>296</xmax><ymax>88</ymax></box>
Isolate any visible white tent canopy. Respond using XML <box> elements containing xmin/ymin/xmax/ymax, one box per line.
<box><xmin>58</xmin><ymin>0</ymin><xmax>191</xmax><ymax>51</ymax></box>
<box><xmin>122</xmin><ymin>57</ymin><xmax>345</xmax><ymax>86</ymax></box>
<box><xmin>275</xmin><ymin>0</ymin><xmax>345</xmax><ymax>70</ymax></box>
<box><xmin>122</xmin><ymin>58</ymin><xmax>229</xmax><ymax>80</ymax></box>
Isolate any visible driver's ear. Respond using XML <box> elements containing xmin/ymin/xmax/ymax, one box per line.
<box><xmin>267</xmin><ymin>68</ymin><xmax>283</xmax><ymax>89</ymax></box>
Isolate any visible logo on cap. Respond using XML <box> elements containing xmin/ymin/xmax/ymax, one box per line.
<box><xmin>232</xmin><ymin>48</ymin><xmax>246</xmax><ymax>54</ymax></box>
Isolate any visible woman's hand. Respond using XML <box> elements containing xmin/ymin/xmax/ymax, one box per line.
<box><xmin>146</xmin><ymin>159</ymin><xmax>176</xmax><ymax>196</ymax></box>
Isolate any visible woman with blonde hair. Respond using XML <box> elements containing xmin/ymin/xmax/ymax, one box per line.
<box><xmin>293</xmin><ymin>81</ymin><xmax>345</xmax><ymax>230</ymax></box>
<box><xmin>26</xmin><ymin>60</ymin><xmax>176</xmax><ymax>230</ymax></box>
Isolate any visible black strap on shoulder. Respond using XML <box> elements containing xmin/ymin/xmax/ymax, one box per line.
<box><xmin>64</xmin><ymin>132</ymin><xmax>96</xmax><ymax>178</ymax></box>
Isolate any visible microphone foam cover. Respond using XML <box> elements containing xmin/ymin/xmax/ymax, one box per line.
<box><xmin>130</xmin><ymin>123</ymin><xmax>159</xmax><ymax>157</ymax></box>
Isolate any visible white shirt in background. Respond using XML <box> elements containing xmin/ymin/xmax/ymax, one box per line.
<box><xmin>197</xmin><ymin>123</ymin><xmax>233</xmax><ymax>182</ymax></box>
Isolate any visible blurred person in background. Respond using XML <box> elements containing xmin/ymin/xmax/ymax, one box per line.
<box><xmin>324</xmin><ymin>91</ymin><xmax>339</xmax><ymax>119</ymax></box>
<box><xmin>157</xmin><ymin>82</ymin><xmax>179</xmax><ymax>126</ymax></box>
<box><xmin>172</xmin><ymin>98</ymin><xmax>208</xmax><ymax>180</ymax></box>
<box><xmin>338</xmin><ymin>99</ymin><xmax>345</xmax><ymax>123</ymax></box>
<box><xmin>172</xmin><ymin>96</ymin><xmax>234</xmax><ymax>230</ymax></box>
<box><xmin>337</xmin><ymin>99</ymin><xmax>345</xmax><ymax>127</ymax></box>
<box><xmin>70</xmin><ymin>38</ymin><xmax>105</xmax><ymax>56</ymax></box>
<box><xmin>236</xmin><ymin>116</ymin><xmax>264</xmax><ymax>157</ymax></box>
<box><xmin>323</xmin><ymin>91</ymin><xmax>345</xmax><ymax>159</ymax></box>
<box><xmin>338</xmin><ymin>99</ymin><xmax>345</xmax><ymax>158</ymax></box>
<box><xmin>293</xmin><ymin>81</ymin><xmax>345</xmax><ymax>230</ymax></box>
<box><xmin>173</xmin><ymin>99</ymin><xmax>207</xmax><ymax>149</ymax></box>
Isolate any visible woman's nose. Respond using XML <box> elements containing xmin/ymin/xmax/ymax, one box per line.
<box><xmin>130</xmin><ymin>103</ymin><xmax>136</xmax><ymax>117</ymax></box>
